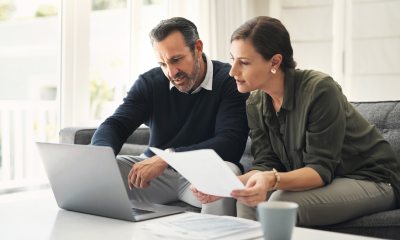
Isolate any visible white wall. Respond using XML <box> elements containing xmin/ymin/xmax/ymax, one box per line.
<box><xmin>349</xmin><ymin>0</ymin><xmax>400</xmax><ymax>101</ymax></box>
<box><xmin>257</xmin><ymin>0</ymin><xmax>400</xmax><ymax>101</ymax></box>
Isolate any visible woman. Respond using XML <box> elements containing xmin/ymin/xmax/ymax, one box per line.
<box><xmin>193</xmin><ymin>16</ymin><xmax>400</xmax><ymax>226</ymax></box>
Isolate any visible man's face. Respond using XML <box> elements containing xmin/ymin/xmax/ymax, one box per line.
<box><xmin>153</xmin><ymin>31</ymin><xmax>202</xmax><ymax>93</ymax></box>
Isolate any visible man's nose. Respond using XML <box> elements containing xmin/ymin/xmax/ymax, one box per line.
<box><xmin>166</xmin><ymin>64</ymin><xmax>179</xmax><ymax>79</ymax></box>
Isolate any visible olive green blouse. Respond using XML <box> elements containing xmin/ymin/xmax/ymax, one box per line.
<box><xmin>247</xmin><ymin>69</ymin><xmax>400</xmax><ymax>205</ymax></box>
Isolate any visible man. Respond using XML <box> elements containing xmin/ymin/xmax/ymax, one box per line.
<box><xmin>91</xmin><ymin>17</ymin><xmax>249</xmax><ymax>215</ymax></box>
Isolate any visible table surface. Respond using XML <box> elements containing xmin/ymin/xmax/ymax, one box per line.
<box><xmin>0</xmin><ymin>188</ymin><xmax>381</xmax><ymax>240</ymax></box>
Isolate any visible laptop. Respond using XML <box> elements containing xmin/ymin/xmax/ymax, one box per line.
<box><xmin>36</xmin><ymin>142</ymin><xmax>185</xmax><ymax>222</ymax></box>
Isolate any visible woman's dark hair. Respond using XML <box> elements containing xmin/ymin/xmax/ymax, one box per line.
<box><xmin>150</xmin><ymin>17</ymin><xmax>199</xmax><ymax>53</ymax></box>
<box><xmin>231</xmin><ymin>16</ymin><xmax>296</xmax><ymax>70</ymax></box>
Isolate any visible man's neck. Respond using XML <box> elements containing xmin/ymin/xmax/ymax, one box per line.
<box><xmin>191</xmin><ymin>54</ymin><xmax>207</xmax><ymax>91</ymax></box>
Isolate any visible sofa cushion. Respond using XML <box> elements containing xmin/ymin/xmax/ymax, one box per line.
<box><xmin>352</xmin><ymin>101</ymin><xmax>400</xmax><ymax>159</ymax></box>
<box><xmin>239</xmin><ymin>138</ymin><xmax>253</xmax><ymax>172</ymax></box>
<box><xmin>317</xmin><ymin>209</ymin><xmax>400</xmax><ymax>239</ymax></box>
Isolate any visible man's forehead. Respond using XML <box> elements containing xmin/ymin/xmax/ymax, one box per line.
<box><xmin>153</xmin><ymin>41</ymin><xmax>191</xmax><ymax>62</ymax></box>
<box><xmin>153</xmin><ymin>48</ymin><xmax>188</xmax><ymax>61</ymax></box>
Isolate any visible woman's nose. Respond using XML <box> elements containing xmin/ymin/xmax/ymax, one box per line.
<box><xmin>229</xmin><ymin>63</ymin><xmax>238</xmax><ymax>77</ymax></box>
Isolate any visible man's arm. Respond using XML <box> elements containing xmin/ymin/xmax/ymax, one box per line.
<box><xmin>91</xmin><ymin>76</ymin><xmax>150</xmax><ymax>155</ymax></box>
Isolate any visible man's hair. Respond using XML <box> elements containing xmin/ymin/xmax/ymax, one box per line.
<box><xmin>149</xmin><ymin>17</ymin><xmax>199</xmax><ymax>52</ymax></box>
<box><xmin>231</xmin><ymin>16</ymin><xmax>296</xmax><ymax>71</ymax></box>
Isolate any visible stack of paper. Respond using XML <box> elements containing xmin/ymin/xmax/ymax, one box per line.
<box><xmin>141</xmin><ymin>213</ymin><xmax>262</xmax><ymax>240</ymax></box>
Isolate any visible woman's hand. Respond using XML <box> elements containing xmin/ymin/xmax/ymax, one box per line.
<box><xmin>190</xmin><ymin>186</ymin><xmax>222</xmax><ymax>204</ymax></box>
<box><xmin>231</xmin><ymin>171</ymin><xmax>275</xmax><ymax>207</ymax></box>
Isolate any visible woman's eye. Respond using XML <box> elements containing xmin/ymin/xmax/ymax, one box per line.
<box><xmin>240</xmin><ymin>61</ymin><xmax>249</xmax><ymax>65</ymax></box>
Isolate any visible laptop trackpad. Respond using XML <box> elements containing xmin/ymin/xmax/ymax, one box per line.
<box><xmin>132</xmin><ymin>208</ymin><xmax>154</xmax><ymax>215</ymax></box>
<box><xmin>130</xmin><ymin>200</ymin><xmax>185</xmax><ymax>213</ymax></box>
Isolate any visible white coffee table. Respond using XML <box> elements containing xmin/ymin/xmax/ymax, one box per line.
<box><xmin>0</xmin><ymin>188</ymin><xmax>382</xmax><ymax>240</ymax></box>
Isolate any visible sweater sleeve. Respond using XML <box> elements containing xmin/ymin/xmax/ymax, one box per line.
<box><xmin>91</xmin><ymin>75</ymin><xmax>150</xmax><ymax>155</ymax></box>
<box><xmin>174</xmin><ymin>76</ymin><xmax>249</xmax><ymax>166</ymax></box>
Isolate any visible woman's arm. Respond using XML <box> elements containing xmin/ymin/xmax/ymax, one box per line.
<box><xmin>275</xmin><ymin>167</ymin><xmax>324</xmax><ymax>191</ymax></box>
<box><xmin>231</xmin><ymin>167</ymin><xmax>324</xmax><ymax>207</ymax></box>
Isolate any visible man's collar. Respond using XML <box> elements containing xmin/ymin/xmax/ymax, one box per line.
<box><xmin>169</xmin><ymin>54</ymin><xmax>213</xmax><ymax>94</ymax></box>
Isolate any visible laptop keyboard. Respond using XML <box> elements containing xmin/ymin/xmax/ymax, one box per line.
<box><xmin>132</xmin><ymin>208</ymin><xmax>154</xmax><ymax>215</ymax></box>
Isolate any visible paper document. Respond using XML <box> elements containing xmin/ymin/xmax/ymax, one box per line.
<box><xmin>141</xmin><ymin>212</ymin><xmax>262</xmax><ymax>240</ymax></box>
<box><xmin>150</xmin><ymin>147</ymin><xmax>244</xmax><ymax>197</ymax></box>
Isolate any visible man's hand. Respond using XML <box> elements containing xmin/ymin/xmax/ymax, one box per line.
<box><xmin>231</xmin><ymin>171</ymin><xmax>275</xmax><ymax>207</ymax></box>
<box><xmin>128</xmin><ymin>155</ymin><xmax>168</xmax><ymax>189</ymax></box>
<box><xmin>190</xmin><ymin>186</ymin><xmax>222</xmax><ymax>204</ymax></box>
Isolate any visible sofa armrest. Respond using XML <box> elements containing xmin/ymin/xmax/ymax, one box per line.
<box><xmin>59</xmin><ymin>127</ymin><xmax>150</xmax><ymax>156</ymax></box>
<box><xmin>59</xmin><ymin>127</ymin><xmax>96</xmax><ymax>145</ymax></box>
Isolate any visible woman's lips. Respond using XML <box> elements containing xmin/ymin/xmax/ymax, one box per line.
<box><xmin>236</xmin><ymin>79</ymin><xmax>245</xmax><ymax>85</ymax></box>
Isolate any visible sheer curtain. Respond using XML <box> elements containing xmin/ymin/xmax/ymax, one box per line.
<box><xmin>167</xmin><ymin>0</ymin><xmax>265</xmax><ymax>62</ymax></box>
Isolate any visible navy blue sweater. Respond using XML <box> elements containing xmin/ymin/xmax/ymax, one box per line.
<box><xmin>91</xmin><ymin>60</ymin><xmax>249</xmax><ymax>169</ymax></box>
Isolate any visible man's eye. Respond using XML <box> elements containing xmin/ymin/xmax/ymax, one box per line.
<box><xmin>240</xmin><ymin>61</ymin><xmax>249</xmax><ymax>65</ymax></box>
<box><xmin>171</xmin><ymin>58</ymin><xmax>181</xmax><ymax>64</ymax></box>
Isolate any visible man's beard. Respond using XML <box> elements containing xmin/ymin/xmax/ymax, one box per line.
<box><xmin>171</xmin><ymin>55</ymin><xmax>201</xmax><ymax>93</ymax></box>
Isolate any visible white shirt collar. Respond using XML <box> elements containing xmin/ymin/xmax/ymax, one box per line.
<box><xmin>169</xmin><ymin>54</ymin><xmax>213</xmax><ymax>94</ymax></box>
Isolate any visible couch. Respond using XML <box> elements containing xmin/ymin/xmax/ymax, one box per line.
<box><xmin>60</xmin><ymin>101</ymin><xmax>400</xmax><ymax>239</ymax></box>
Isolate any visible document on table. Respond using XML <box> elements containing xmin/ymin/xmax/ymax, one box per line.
<box><xmin>150</xmin><ymin>147</ymin><xmax>244</xmax><ymax>197</ymax></box>
<box><xmin>141</xmin><ymin>212</ymin><xmax>262</xmax><ymax>240</ymax></box>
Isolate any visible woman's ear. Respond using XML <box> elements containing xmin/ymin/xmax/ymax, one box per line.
<box><xmin>271</xmin><ymin>54</ymin><xmax>283</xmax><ymax>70</ymax></box>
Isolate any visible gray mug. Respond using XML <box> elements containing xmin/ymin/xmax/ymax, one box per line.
<box><xmin>257</xmin><ymin>201</ymin><xmax>299</xmax><ymax>240</ymax></box>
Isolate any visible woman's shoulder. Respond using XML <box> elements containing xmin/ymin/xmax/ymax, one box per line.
<box><xmin>294</xmin><ymin>69</ymin><xmax>341</xmax><ymax>95</ymax></box>
<box><xmin>295</xmin><ymin>69</ymin><xmax>332</xmax><ymax>83</ymax></box>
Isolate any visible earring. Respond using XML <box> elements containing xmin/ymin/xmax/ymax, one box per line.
<box><xmin>271</xmin><ymin>68</ymin><xmax>276</xmax><ymax>74</ymax></box>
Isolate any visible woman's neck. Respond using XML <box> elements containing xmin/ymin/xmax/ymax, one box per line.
<box><xmin>263</xmin><ymin>70</ymin><xmax>285</xmax><ymax>112</ymax></box>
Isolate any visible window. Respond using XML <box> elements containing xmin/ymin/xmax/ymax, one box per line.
<box><xmin>0</xmin><ymin>0</ymin><xmax>60</xmax><ymax>191</ymax></box>
<box><xmin>88</xmin><ymin>0</ymin><xmax>167</xmax><ymax>124</ymax></box>
<box><xmin>89</xmin><ymin>0</ymin><xmax>129</xmax><ymax>121</ymax></box>
<box><xmin>61</xmin><ymin>0</ymin><xmax>167</xmax><ymax>126</ymax></box>
<box><xmin>0</xmin><ymin>0</ymin><xmax>169</xmax><ymax>192</ymax></box>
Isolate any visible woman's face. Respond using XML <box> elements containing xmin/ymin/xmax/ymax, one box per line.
<box><xmin>229</xmin><ymin>39</ymin><xmax>274</xmax><ymax>93</ymax></box>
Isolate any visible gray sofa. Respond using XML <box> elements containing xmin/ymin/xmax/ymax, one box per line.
<box><xmin>60</xmin><ymin>101</ymin><xmax>400</xmax><ymax>239</ymax></box>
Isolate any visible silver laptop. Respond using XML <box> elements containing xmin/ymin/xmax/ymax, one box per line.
<box><xmin>36</xmin><ymin>142</ymin><xmax>185</xmax><ymax>221</ymax></box>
